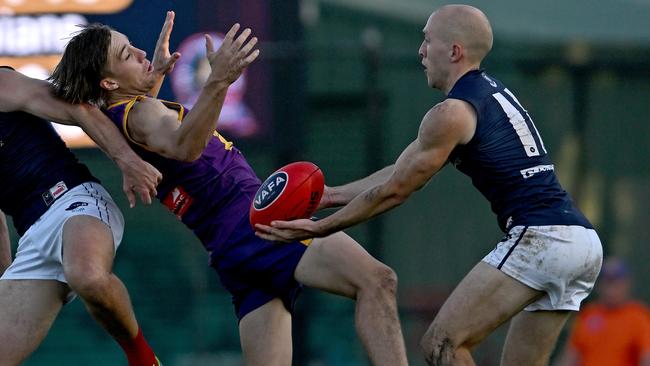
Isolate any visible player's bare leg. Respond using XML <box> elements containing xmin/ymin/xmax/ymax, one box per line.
<box><xmin>0</xmin><ymin>280</ymin><xmax>67</xmax><ymax>366</ymax></box>
<box><xmin>62</xmin><ymin>216</ymin><xmax>158</xmax><ymax>365</ymax></box>
<box><xmin>294</xmin><ymin>231</ymin><xmax>408</xmax><ymax>366</ymax></box>
<box><xmin>239</xmin><ymin>298</ymin><xmax>293</xmax><ymax>366</ymax></box>
<box><xmin>420</xmin><ymin>262</ymin><xmax>543</xmax><ymax>366</ymax></box>
<box><xmin>62</xmin><ymin>216</ymin><xmax>138</xmax><ymax>338</ymax></box>
<box><xmin>500</xmin><ymin>310</ymin><xmax>570</xmax><ymax>366</ymax></box>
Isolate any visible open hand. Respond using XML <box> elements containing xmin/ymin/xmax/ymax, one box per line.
<box><xmin>152</xmin><ymin>11</ymin><xmax>181</xmax><ymax>75</ymax></box>
<box><xmin>254</xmin><ymin>219</ymin><xmax>322</xmax><ymax>243</ymax></box>
<box><xmin>118</xmin><ymin>157</ymin><xmax>163</xmax><ymax>208</ymax></box>
<box><xmin>205</xmin><ymin>23</ymin><xmax>260</xmax><ymax>85</ymax></box>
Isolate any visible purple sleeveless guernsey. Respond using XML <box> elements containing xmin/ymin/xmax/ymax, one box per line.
<box><xmin>103</xmin><ymin>96</ymin><xmax>261</xmax><ymax>254</ymax></box>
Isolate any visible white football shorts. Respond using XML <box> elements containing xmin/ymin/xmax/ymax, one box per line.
<box><xmin>1</xmin><ymin>182</ymin><xmax>124</xmax><ymax>302</ymax></box>
<box><xmin>482</xmin><ymin>225</ymin><xmax>603</xmax><ymax>311</ymax></box>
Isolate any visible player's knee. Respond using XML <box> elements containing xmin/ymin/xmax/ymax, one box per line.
<box><xmin>64</xmin><ymin>265</ymin><xmax>110</xmax><ymax>299</ymax></box>
<box><xmin>366</xmin><ymin>264</ymin><xmax>398</xmax><ymax>296</ymax></box>
<box><xmin>381</xmin><ymin>265</ymin><xmax>399</xmax><ymax>294</ymax></box>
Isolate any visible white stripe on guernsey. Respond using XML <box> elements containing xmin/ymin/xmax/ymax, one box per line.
<box><xmin>504</xmin><ymin>88</ymin><xmax>547</xmax><ymax>154</ymax></box>
<box><xmin>492</xmin><ymin>92</ymin><xmax>540</xmax><ymax>157</ymax></box>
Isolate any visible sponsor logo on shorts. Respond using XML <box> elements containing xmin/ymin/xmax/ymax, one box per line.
<box><xmin>65</xmin><ymin>202</ymin><xmax>88</xmax><ymax>211</ymax></box>
<box><xmin>253</xmin><ymin>171</ymin><xmax>288</xmax><ymax>210</ymax></box>
<box><xmin>520</xmin><ymin>164</ymin><xmax>554</xmax><ymax>179</ymax></box>
<box><xmin>50</xmin><ymin>181</ymin><xmax>68</xmax><ymax>199</ymax></box>
<box><xmin>42</xmin><ymin>181</ymin><xmax>68</xmax><ymax>206</ymax></box>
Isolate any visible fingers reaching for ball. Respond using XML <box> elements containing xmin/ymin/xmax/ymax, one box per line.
<box><xmin>254</xmin><ymin>219</ymin><xmax>320</xmax><ymax>243</ymax></box>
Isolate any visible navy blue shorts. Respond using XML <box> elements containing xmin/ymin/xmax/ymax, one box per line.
<box><xmin>210</xmin><ymin>217</ymin><xmax>308</xmax><ymax>320</ymax></box>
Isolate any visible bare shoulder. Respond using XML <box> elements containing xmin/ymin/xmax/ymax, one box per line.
<box><xmin>128</xmin><ymin>97</ymin><xmax>174</xmax><ymax>126</ymax></box>
<box><xmin>130</xmin><ymin>97</ymin><xmax>165</xmax><ymax>116</ymax></box>
<box><xmin>127</xmin><ymin>96</ymin><xmax>180</xmax><ymax>142</ymax></box>
<box><xmin>124</xmin><ymin>97</ymin><xmax>165</xmax><ymax>139</ymax></box>
<box><xmin>420</xmin><ymin>99</ymin><xmax>477</xmax><ymax>145</ymax></box>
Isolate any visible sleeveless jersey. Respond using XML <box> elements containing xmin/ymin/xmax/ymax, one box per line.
<box><xmin>0</xmin><ymin>101</ymin><xmax>98</xmax><ymax>235</ymax></box>
<box><xmin>447</xmin><ymin>70</ymin><xmax>592</xmax><ymax>232</ymax></box>
<box><xmin>103</xmin><ymin>96</ymin><xmax>261</xmax><ymax>253</ymax></box>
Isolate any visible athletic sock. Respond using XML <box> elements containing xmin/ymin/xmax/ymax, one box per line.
<box><xmin>116</xmin><ymin>328</ymin><xmax>160</xmax><ymax>366</ymax></box>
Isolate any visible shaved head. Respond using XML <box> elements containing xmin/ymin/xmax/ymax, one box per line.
<box><xmin>426</xmin><ymin>4</ymin><xmax>493</xmax><ymax>63</ymax></box>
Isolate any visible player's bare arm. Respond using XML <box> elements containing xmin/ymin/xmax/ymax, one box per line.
<box><xmin>0</xmin><ymin>210</ymin><xmax>11</xmax><ymax>275</ymax></box>
<box><xmin>127</xmin><ymin>23</ymin><xmax>259</xmax><ymax>162</ymax></box>
<box><xmin>322</xmin><ymin>164</ymin><xmax>395</xmax><ymax>209</ymax></box>
<box><xmin>148</xmin><ymin>10</ymin><xmax>181</xmax><ymax>98</ymax></box>
<box><xmin>0</xmin><ymin>68</ymin><xmax>162</xmax><ymax>207</ymax></box>
<box><xmin>255</xmin><ymin>98</ymin><xmax>477</xmax><ymax>242</ymax></box>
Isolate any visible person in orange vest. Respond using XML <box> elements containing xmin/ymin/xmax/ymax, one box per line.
<box><xmin>556</xmin><ymin>257</ymin><xmax>650</xmax><ymax>366</ymax></box>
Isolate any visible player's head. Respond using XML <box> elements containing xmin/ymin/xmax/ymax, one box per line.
<box><xmin>597</xmin><ymin>256</ymin><xmax>632</xmax><ymax>306</ymax></box>
<box><xmin>51</xmin><ymin>23</ymin><xmax>156</xmax><ymax>105</ymax></box>
<box><xmin>419</xmin><ymin>4</ymin><xmax>493</xmax><ymax>90</ymax></box>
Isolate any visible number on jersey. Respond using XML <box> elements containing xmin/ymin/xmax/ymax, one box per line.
<box><xmin>492</xmin><ymin>89</ymin><xmax>547</xmax><ymax>157</ymax></box>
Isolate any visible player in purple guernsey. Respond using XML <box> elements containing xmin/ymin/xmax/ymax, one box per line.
<box><xmin>52</xmin><ymin>13</ymin><xmax>409</xmax><ymax>366</ymax></box>
<box><xmin>103</xmin><ymin>97</ymin><xmax>261</xmax><ymax>254</ymax></box>
<box><xmin>257</xmin><ymin>5</ymin><xmax>603</xmax><ymax>366</ymax></box>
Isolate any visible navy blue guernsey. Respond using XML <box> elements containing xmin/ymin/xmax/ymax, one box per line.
<box><xmin>447</xmin><ymin>69</ymin><xmax>592</xmax><ymax>232</ymax></box>
<box><xmin>0</xmin><ymin>69</ymin><xmax>98</xmax><ymax>235</ymax></box>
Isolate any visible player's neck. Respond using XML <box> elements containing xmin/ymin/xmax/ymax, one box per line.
<box><xmin>106</xmin><ymin>90</ymin><xmax>144</xmax><ymax>106</ymax></box>
<box><xmin>444</xmin><ymin>64</ymin><xmax>481</xmax><ymax>95</ymax></box>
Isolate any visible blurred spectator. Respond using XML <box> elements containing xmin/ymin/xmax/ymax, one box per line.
<box><xmin>556</xmin><ymin>257</ymin><xmax>650</xmax><ymax>366</ymax></box>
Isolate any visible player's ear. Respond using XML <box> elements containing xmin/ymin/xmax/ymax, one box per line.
<box><xmin>100</xmin><ymin>77</ymin><xmax>118</xmax><ymax>91</ymax></box>
<box><xmin>450</xmin><ymin>43</ymin><xmax>463</xmax><ymax>62</ymax></box>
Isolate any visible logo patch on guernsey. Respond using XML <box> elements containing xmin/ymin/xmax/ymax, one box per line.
<box><xmin>253</xmin><ymin>171</ymin><xmax>288</xmax><ymax>210</ymax></box>
<box><xmin>481</xmin><ymin>72</ymin><xmax>497</xmax><ymax>87</ymax></box>
<box><xmin>162</xmin><ymin>186</ymin><xmax>194</xmax><ymax>219</ymax></box>
<box><xmin>520</xmin><ymin>164</ymin><xmax>554</xmax><ymax>179</ymax></box>
<box><xmin>42</xmin><ymin>181</ymin><xmax>68</xmax><ymax>206</ymax></box>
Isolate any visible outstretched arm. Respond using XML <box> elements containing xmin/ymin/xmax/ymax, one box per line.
<box><xmin>321</xmin><ymin>165</ymin><xmax>395</xmax><ymax>209</ymax></box>
<box><xmin>0</xmin><ymin>68</ymin><xmax>162</xmax><ymax>207</ymax></box>
<box><xmin>127</xmin><ymin>23</ymin><xmax>259</xmax><ymax>162</ymax></box>
<box><xmin>0</xmin><ymin>210</ymin><xmax>11</xmax><ymax>275</ymax></box>
<box><xmin>255</xmin><ymin>99</ymin><xmax>476</xmax><ymax>241</ymax></box>
<box><xmin>147</xmin><ymin>11</ymin><xmax>181</xmax><ymax>98</ymax></box>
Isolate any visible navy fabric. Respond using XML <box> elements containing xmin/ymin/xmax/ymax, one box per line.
<box><xmin>447</xmin><ymin>70</ymin><xmax>591</xmax><ymax>232</ymax></box>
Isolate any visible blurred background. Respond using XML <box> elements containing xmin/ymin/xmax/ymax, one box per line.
<box><xmin>2</xmin><ymin>0</ymin><xmax>650</xmax><ymax>365</ymax></box>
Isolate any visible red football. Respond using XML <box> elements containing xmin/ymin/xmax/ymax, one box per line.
<box><xmin>250</xmin><ymin>161</ymin><xmax>325</xmax><ymax>227</ymax></box>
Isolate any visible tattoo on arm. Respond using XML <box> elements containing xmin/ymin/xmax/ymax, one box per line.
<box><xmin>364</xmin><ymin>185</ymin><xmax>382</xmax><ymax>202</ymax></box>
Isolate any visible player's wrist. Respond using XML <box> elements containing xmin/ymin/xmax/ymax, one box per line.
<box><xmin>314</xmin><ymin>217</ymin><xmax>335</xmax><ymax>237</ymax></box>
<box><xmin>326</xmin><ymin>188</ymin><xmax>349</xmax><ymax>207</ymax></box>
<box><xmin>204</xmin><ymin>76</ymin><xmax>231</xmax><ymax>90</ymax></box>
<box><xmin>113</xmin><ymin>150</ymin><xmax>141</xmax><ymax>170</ymax></box>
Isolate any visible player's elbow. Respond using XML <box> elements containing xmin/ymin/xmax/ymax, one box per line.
<box><xmin>382</xmin><ymin>183</ymin><xmax>413</xmax><ymax>207</ymax></box>
<box><xmin>184</xmin><ymin>142</ymin><xmax>208</xmax><ymax>162</ymax></box>
<box><xmin>168</xmin><ymin>148</ymin><xmax>201</xmax><ymax>162</ymax></box>
<box><xmin>67</xmin><ymin>104</ymin><xmax>94</xmax><ymax>125</ymax></box>
<box><xmin>153</xmin><ymin>141</ymin><xmax>198</xmax><ymax>162</ymax></box>
<box><xmin>170</xmin><ymin>135</ymin><xmax>206</xmax><ymax>162</ymax></box>
<box><xmin>391</xmin><ymin>189</ymin><xmax>412</xmax><ymax>206</ymax></box>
